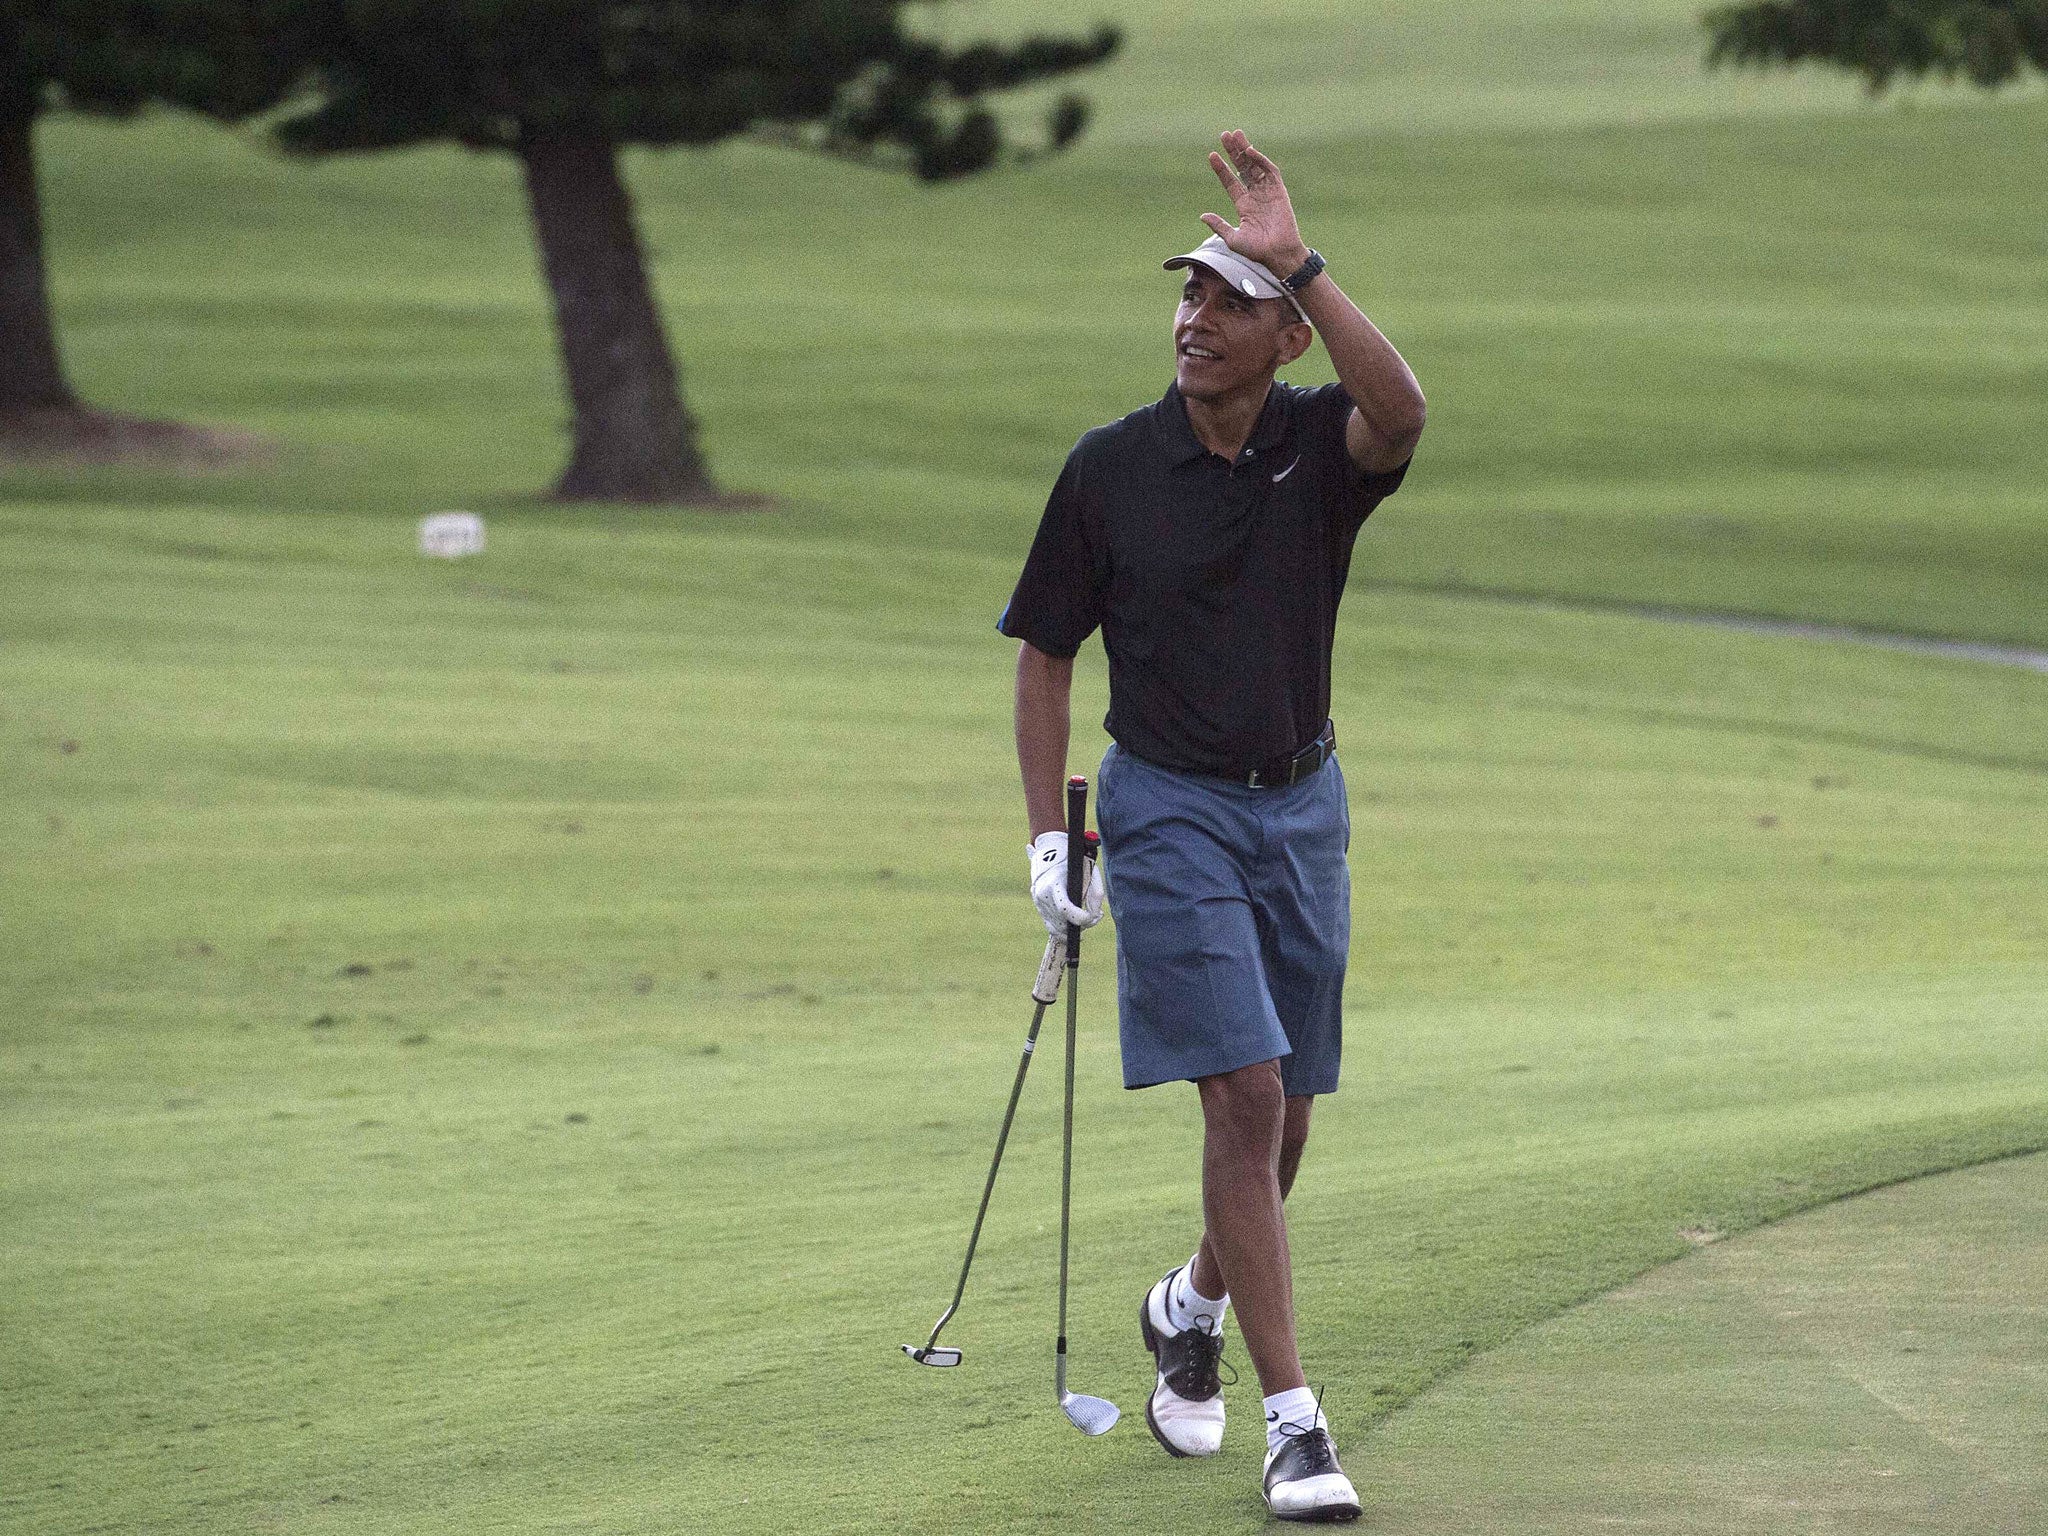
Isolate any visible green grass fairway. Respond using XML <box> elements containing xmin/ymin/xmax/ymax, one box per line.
<box><xmin>24</xmin><ymin>23</ymin><xmax>2048</xmax><ymax>646</ymax></box>
<box><xmin>4</xmin><ymin>0</ymin><xmax>2047</xmax><ymax>1531</ymax></box>
<box><xmin>1366</xmin><ymin>1151</ymin><xmax>2048</xmax><ymax>1534</ymax></box>
<box><xmin>929</xmin><ymin>0</ymin><xmax>2042</xmax><ymax>142</ymax></box>
<box><xmin>4</xmin><ymin>504</ymin><xmax>2043</xmax><ymax>1533</ymax></box>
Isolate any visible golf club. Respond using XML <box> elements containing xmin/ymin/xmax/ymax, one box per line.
<box><xmin>901</xmin><ymin>828</ymin><xmax>1102</xmax><ymax>1373</ymax></box>
<box><xmin>1055</xmin><ymin>774</ymin><xmax>1120</xmax><ymax>1437</ymax></box>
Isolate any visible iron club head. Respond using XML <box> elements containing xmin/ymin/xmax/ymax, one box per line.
<box><xmin>901</xmin><ymin>1343</ymin><xmax>963</xmax><ymax>1367</ymax></box>
<box><xmin>1060</xmin><ymin>1390</ymin><xmax>1121</xmax><ymax>1436</ymax></box>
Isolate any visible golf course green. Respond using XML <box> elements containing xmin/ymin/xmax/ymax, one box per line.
<box><xmin>3</xmin><ymin>2</ymin><xmax>2044</xmax><ymax>1531</ymax></box>
<box><xmin>1365</xmin><ymin>1150</ymin><xmax>2048</xmax><ymax>1534</ymax></box>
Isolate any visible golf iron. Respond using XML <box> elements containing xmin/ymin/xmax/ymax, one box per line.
<box><xmin>902</xmin><ymin>777</ymin><xmax>1117</xmax><ymax>1437</ymax></box>
<box><xmin>898</xmin><ymin>929</ymin><xmax>1066</xmax><ymax>1371</ymax></box>
<box><xmin>1052</xmin><ymin>776</ymin><xmax>1119</xmax><ymax>1436</ymax></box>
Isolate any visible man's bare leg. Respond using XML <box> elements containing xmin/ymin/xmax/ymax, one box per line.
<box><xmin>1188</xmin><ymin>1061</ymin><xmax>1309</xmax><ymax>1394</ymax></box>
<box><xmin>1191</xmin><ymin>1090</ymin><xmax>1313</xmax><ymax>1316</ymax></box>
<box><xmin>1277</xmin><ymin>1093</ymin><xmax>1315</xmax><ymax>1198</ymax></box>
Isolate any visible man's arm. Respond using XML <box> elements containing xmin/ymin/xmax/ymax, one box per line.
<box><xmin>1015</xmin><ymin>640</ymin><xmax>1074</xmax><ymax>838</ymax></box>
<box><xmin>1200</xmin><ymin>129</ymin><xmax>1426</xmax><ymax>473</ymax></box>
<box><xmin>1295</xmin><ymin>275</ymin><xmax>1426</xmax><ymax>474</ymax></box>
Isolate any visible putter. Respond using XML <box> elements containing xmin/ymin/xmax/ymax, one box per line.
<box><xmin>1054</xmin><ymin>774</ymin><xmax>1120</xmax><ymax>1437</ymax></box>
<box><xmin>901</xmin><ymin>829</ymin><xmax>1102</xmax><ymax>1374</ymax></box>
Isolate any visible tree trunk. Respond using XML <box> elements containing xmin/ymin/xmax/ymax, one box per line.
<box><xmin>0</xmin><ymin>108</ymin><xmax>79</xmax><ymax>414</ymax></box>
<box><xmin>516</xmin><ymin>131</ymin><xmax>714</xmax><ymax>502</ymax></box>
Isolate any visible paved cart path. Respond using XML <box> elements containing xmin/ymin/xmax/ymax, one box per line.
<box><xmin>1368</xmin><ymin>582</ymin><xmax>2048</xmax><ymax>675</ymax></box>
<box><xmin>1360</xmin><ymin>1152</ymin><xmax>2048</xmax><ymax>1535</ymax></box>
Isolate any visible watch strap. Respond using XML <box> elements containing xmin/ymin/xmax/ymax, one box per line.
<box><xmin>1280</xmin><ymin>249</ymin><xmax>1326</xmax><ymax>293</ymax></box>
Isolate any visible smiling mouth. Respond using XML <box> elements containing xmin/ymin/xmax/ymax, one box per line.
<box><xmin>1180</xmin><ymin>344</ymin><xmax>1221</xmax><ymax>361</ymax></box>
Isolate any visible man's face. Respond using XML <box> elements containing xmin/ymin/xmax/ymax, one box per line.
<box><xmin>1173</xmin><ymin>265</ymin><xmax>1305</xmax><ymax>402</ymax></box>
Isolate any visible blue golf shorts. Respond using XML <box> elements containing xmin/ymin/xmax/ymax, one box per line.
<box><xmin>1095</xmin><ymin>741</ymin><xmax>1353</xmax><ymax>1096</ymax></box>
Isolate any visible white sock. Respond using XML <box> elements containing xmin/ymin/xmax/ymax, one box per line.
<box><xmin>1263</xmin><ymin>1386</ymin><xmax>1325</xmax><ymax>1458</ymax></box>
<box><xmin>1166</xmin><ymin>1256</ymin><xmax>1228</xmax><ymax>1336</ymax></box>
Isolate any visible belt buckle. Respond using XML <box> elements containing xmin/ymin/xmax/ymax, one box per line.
<box><xmin>1249</xmin><ymin>726</ymin><xmax>1331</xmax><ymax>790</ymax></box>
<box><xmin>1284</xmin><ymin>741</ymin><xmax>1321</xmax><ymax>787</ymax></box>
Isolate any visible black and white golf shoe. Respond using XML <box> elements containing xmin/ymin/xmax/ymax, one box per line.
<box><xmin>1262</xmin><ymin>1419</ymin><xmax>1361</xmax><ymax>1523</ymax></box>
<box><xmin>1137</xmin><ymin>1266</ymin><xmax>1229</xmax><ymax>1457</ymax></box>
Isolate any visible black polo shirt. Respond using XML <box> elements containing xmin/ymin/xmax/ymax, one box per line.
<box><xmin>998</xmin><ymin>380</ymin><xmax>1407</xmax><ymax>778</ymax></box>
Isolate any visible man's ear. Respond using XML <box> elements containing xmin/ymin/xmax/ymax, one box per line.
<box><xmin>1280</xmin><ymin>320</ymin><xmax>1314</xmax><ymax>367</ymax></box>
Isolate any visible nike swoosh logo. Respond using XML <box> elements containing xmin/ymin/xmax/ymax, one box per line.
<box><xmin>1271</xmin><ymin>457</ymin><xmax>1301</xmax><ymax>483</ymax></box>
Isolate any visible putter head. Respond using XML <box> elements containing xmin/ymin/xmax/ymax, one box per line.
<box><xmin>1060</xmin><ymin>1391</ymin><xmax>1121</xmax><ymax>1436</ymax></box>
<box><xmin>901</xmin><ymin>1343</ymin><xmax>963</xmax><ymax>1368</ymax></box>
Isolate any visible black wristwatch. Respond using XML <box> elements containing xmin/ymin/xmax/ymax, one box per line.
<box><xmin>1281</xmin><ymin>249</ymin><xmax>1326</xmax><ymax>293</ymax></box>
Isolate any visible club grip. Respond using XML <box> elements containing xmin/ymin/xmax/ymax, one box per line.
<box><xmin>1065</xmin><ymin>777</ymin><xmax>1090</xmax><ymax>965</ymax></box>
<box><xmin>1064</xmin><ymin>777</ymin><xmax>1089</xmax><ymax>908</ymax></box>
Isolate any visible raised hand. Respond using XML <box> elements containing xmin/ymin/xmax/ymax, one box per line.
<box><xmin>1201</xmin><ymin>130</ymin><xmax>1310</xmax><ymax>277</ymax></box>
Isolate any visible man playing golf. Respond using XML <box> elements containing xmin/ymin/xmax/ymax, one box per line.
<box><xmin>999</xmin><ymin>131</ymin><xmax>1425</xmax><ymax>1521</ymax></box>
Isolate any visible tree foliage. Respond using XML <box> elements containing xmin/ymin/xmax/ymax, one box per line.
<box><xmin>271</xmin><ymin>2</ymin><xmax>1119</xmax><ymax>182</ymax></box>
<box><xmin>2</xmin><ymin>3</ymin><xmax>1120</xmax><ymax>491</ymax></box>
<box><xmin>247</xmin><ymin>2</ymin><xmax>1123</xmax><ymax>500</ymax></box>
<box><xmin>1</xmin><ymin>1</ymin><xmax>307</xmax><ymax>122</ymax></box>
<box><xmin>1705</xmin><ymin>0</ymin><xmax>2048</xmax><ymax>91</ymax></box>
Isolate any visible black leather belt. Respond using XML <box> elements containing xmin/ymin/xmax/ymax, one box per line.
<box><xmin>1242</xmin><ymin>720</ymin><xmax>1336</xmax><ymax>789</ymax></box>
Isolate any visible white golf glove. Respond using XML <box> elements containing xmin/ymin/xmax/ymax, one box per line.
<box><xmin>1029</xmin><ymin>831</ymin><xmax>1105</xmax><ymax>938</ymax></box>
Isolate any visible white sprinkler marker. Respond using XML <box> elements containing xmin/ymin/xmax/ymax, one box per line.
<box><xmin>419</xmin><ymin>511</ymin><xmax>486</xmax><ymax>558</ymax></box>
